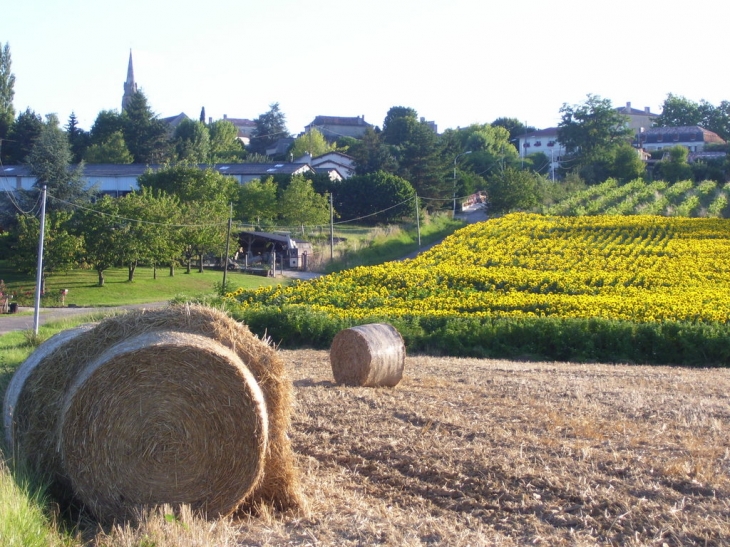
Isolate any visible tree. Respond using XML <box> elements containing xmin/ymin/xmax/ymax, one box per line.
<box><xmin>83</xmin><ymin>130</ymin><xmax>133</xmax><ymax>164</ymax></box>
<box><xmin>208</xmin><ymin>119</ymin><xmax>245</xmax><ymax>163</ymax></box>
<box><xmin>89</xmin><ymin>110</ymin><xmax>125</xmax><ymax>146</ymax></box>
<box><xmin>558</xmin><ymin>95</ymin><xmax>633</xmax><ymax>159</ymax></box>
<box><xmin>487</xmin><ymin>167</ymin><xmax>542</xmax><ymax>213</ymax></box>
<box><xmin>138</xmin><ymin>164</ymin><xmax>238</xmax><ymax>204</ymax></box>
<box><xmin>289</xmin><ymin>128</ymin><xmax>334</xmax><ymax>159</ymax></box>
<box><xmin>10</xmin><ymin>211</ymin><xmax>82</xmax><ymax>290</ymax></box>
<box><xmin>491</xmin><ymin>117</ymin><xmax>535</xmax><ymax>142</ymax></box>
<box><xmin>249</xmin><ymin>102</ymin><xmax>289</xmax><ymax>156</ymax></box>
<box><xmin>65</xmin><ymin>112</ymin><xmax>89</xmax><ymax>163</ymax></box>
<box><xmin>279</xmin><ymin>175</ymin><xmax>331</xmax><ymax>234</ymax></box>
<box><xmin>381</xmin><ymin>106</ymin><xmax>419</xmax><ymax>146</ymax></box>
<box><xmin>122</xmin><ymin>90</ymin><xmax>171</xmax><ymax>163</ymax></box>
<box><xmin>0</xmin><ymin>42</ymin><xmax>15</xmax><ymax>147</ymax></box>
<box><xmin>657</xmin><ymin>145</ymin><xmax>693</xmax><ymax>183</ymax></box>
<box><xmin>333</xmin><ymin>171</ymin><xmax>415</xmax><ymax>224</ymax></box>
<box><xmin>654</xmin><ymin>94</ymin><xmax>703</xmax><ymax>128</ymax></box>
<box><xmin>349</xmin><ymin>127</ymin><xmax>398</xmax><ymax>175</ymax></box>
<box><xmin>26</xmin><ymin>114</ymin><xmax>92</xmax><ymax>210</ymax></box>
<box><xmin>236</xmin><ymin>177</ymin><xmax>279</xmax><ymax>227</ymax></box>
<box><xmin>1</xmin><ymin>108</ymin><xmax>42</xmax><ymax>164</ymax></box>
<box><xmin>655</xmin><ymin>94</ymin><xmax>730</xmax><ymax>142</ymax></box>
<box><xmin>74</xmin><ymin>196</ymin><xmax>124</xmax><ymax>286</ymax></box>
<box><xmin>611</xmin><ymin>143</ymin><xmax>646</xmax><ymax>183</ymax></box>
<box><xmin>138</xmin><ymin>164</ymin><xmax>235</xmax><ymax>273</ymax></box>
<box><xmin>173</xmin><ymin>119</ymin><xmax>210</xmax><ymax>163</ymax></box>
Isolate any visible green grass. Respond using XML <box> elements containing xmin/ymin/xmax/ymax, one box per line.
<box><xmin>323</xmin><ymin>214</ymin><xmax>464</xmax><ymax>273</ymax></box>
<box><xmin>0</xmin><ymin>263</ymin><xmax>283</xmax><ymax>308</ymax></box>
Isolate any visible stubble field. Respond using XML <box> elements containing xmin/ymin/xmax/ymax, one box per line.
<box><xmin>230</xmin><ymin>349</ymin><xmax>730</xmax><ymax>546</ymax></box>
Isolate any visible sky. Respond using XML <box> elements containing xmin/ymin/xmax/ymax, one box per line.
<box><xmin>4</xmin><ymin>0</ymin><xmax>729</xmax><ymax>135</ymax></box>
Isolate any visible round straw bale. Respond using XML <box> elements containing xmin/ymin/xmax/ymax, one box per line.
<box><xmin>3</xmin><ymin>325</ymin><xmax>93</xmax><ymax>450</ymax></box>
<box><xmin>7</xmin><ymin>304</ymin><xmax>301</xmax><ymax>515</ymax></box>
<box><xmin>60</xmin><ymin>330</ymin><xmax>268</xmax><ymax>522</ymax></box>
<box><xmin>330</xmin><ymin>323</ymin><xmax>405</xmax><ymax>387</ymax></box>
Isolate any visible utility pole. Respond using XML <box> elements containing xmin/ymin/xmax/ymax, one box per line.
<box><xmin>329</xmin><ymin>192</ymin><xmax>334</xmax><ymax>261</ymax></box>
<box><xmin>33</xmin><ymin>185</ymin><xmax>47</xmax><ymax>335</ymax></box>
<box><xmin>222</xmin><ymin>202</ymin><xmax>232</xmax><ymax>292</ymax></box>
<box><xmin>415</xmin><ymin>194</ymin><xmax>421</xmax><ymax>247</ymax></box>
<box><xmin>453</xmin><ymin>151</ymin><xmax>472</xmax><ymax>217</ymax></box>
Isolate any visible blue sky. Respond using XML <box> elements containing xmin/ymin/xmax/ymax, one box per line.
<box><xmin>4</xmin><ymin>0</ymin><xmax>729</xmax><ymax>134</ymax></box>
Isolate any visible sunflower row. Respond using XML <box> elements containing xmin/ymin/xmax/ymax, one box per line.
<box><xmin>226</xmin><ymin>214</ymin><xmax>730</xmax><ymax>324</ymax></box>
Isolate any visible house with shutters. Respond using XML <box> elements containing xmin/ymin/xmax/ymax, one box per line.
<box><xmin>637</xmin><ymin>126</ymin><xmax>725</xmax><ymax>153</ymax></box>
<box><xmin>516</xmin><ymin>127</ymin><xmax>566</xmax><ymax>180</ymax></box>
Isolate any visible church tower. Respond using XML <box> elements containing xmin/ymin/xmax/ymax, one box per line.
<box><xmin>122</xmin><ymin>49</ymin><xmax>137</xmax><ymax>111</ymax></box>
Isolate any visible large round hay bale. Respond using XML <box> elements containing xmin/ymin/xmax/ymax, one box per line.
<box><xmin>330</xmin><ymin>323</ymin><xmax>405</xmax><ymax>387</ymax></box>
<box><xmin>60</xmin><ymin>330</ymin><xmax>267</xmax><ymax>522</ymax></box>
<box><xmin>3</xmin><ymin>325</ymin><xmax>93</xmax><ymax>450</ymax></box>
<box><xmin>8</xmin><ymin>304</ymin><xmax>301</xmax><ymax>517</ymax></box>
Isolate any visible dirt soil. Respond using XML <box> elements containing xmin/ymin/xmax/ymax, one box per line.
<box><xmin>232</xmin><ymin>349</ymin><xmax>730</xmax><ymax>547</ymax></box>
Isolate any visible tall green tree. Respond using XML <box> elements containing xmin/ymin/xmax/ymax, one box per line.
<box><xmin>65</xmin><ymin>112</ymin><xmax>89</xmax><ymax>163</ymax></box>
<box><xmin>279</xmin><ymin>175</ymin><xmax>331</xmax><ymax>234</ymax></box>
<box><xmin>557</xmin><ymin>94</ymin><xmax>633</xmax><ymax>183</ymax></box>
<box><xmin>349</xmin><ymin>127</ymin><xmax>398</xmax><ymax>175</ymax></box>
<box><xmin>1</xmin><ymin>108</ymin><xmax>42</xmax><ymax>164</ymax></box>
<box><xmin>10</xmin><ymin>211</ymin><xmax>82</xmax><ymax>288</ymax></box>
<box><xmin>333</xmin><ymin>171</ymin><xmax>415</xmax><ymax>223</ymax></box>
<box><xmin>74</xmin><ymin>196</ymin><xmax>124</xmax><ymax>286</ymax></box>
<box><xmin>487</xmin><ymin>167</ymin><xmax>542</xmax><ymax>213</ymax></box>
<box><xmin>657</xmin><ymin>145</ymin><xmax>693</xmax><ymax>183</ymax></box>
<box><xmin>0</xmin><ymin>42</ymin><xmax>15</xmax><ymax>147</ymax></box>
<box><xmin>249</xmin><ymin>102</ymin><xmax>289</xmax><ymax>156</ymax></box>
<box><xmin>289</xmin><ymin>128</ymin><xmax>334</xmax><ymax>159</ymax></box>
<box><xmin>26</xmin><ymin>114</ymin><xmax>92</xmax><ymax>210</ymax></box>
<box><xmin>208</xmin><ymin>119</ymin><xmax>245</xmax><ymax>163</ymax></box>
<box><xmin>558</xmin><ymin>94</ymin><xmax>633</xmax><ymax>159</ymax></box>
<box><xmin>490</xmin><ymin>117</ymin><xmax>535</xmax><ymax>142</ymax></box>
<box><xmin>173</xmin><ymin>119</ymin><xmax>210</xmax><ymax>163</ymax></box>
<box><xmin>89</xmin><ymin>110</ymin><xmax>125</xmax><ymax>146</ymax></box>
<box><xmin>138</xmin><ymin>164</ymin><xmax>238</xmax><ymax>204</ymax></box>
<box><xmin>83</xmin><ymin>130</ymin><xmax>134</xmax><ymax>164</ymax></box>
<box><xmin>611</xmin><ymin>143</ymin><xmax>646</xmax><ymax>182</ymax></box>
<box><xmin>654</xmin><ymin>94</ymin><xmax>703</xmax><ymax>128</ymax></box>
<box><xmin>381</xmin><ymin>106</ymin><xmax>419</xmax><ymax>146</ymax></box>
<box><xmin>655</xmin><ymin>94</ymin><xmax>730</xmax><ymax>141</ymax></box>
<box><xmin>122</xmin><ymin>90</ymin><xmax>171</xmax><ymax>163</ymax></box>
<box><xmin>237</xmin><ymin>177</ymin><xmax>279</xmax><ymax>227</ymax></box>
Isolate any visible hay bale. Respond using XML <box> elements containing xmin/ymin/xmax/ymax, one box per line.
<box><xmin>60</xmin><ymin>330</ymin><xmax>268</xmax><ymax>522</ymax></box>
<box><xmin>8</xmin><ymin>304</ymin><xmax>301</xmax><ymax>518</ymax></box>
<box><xmin>330</xmin><ymin>323</ymin><xmax>405</xmax><ymax>387</ymax></box>
<box><xmin>3</xmin><ymin>325</ymin><xmax>93</xmax><ymax>452</ymax></box>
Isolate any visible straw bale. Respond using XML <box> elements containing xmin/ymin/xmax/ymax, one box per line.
<box><xmin>8</xmin><ymin>304</ymin><xmax>301</xmax><ymax>516</ymax></box>
<box><xmin>330</xmin><ymin>323</ymin><xmax>405</xmax><ymax>387</ymax></box>
<box><xmin>3</xmin><ymin>325</ymin><xmax>93</xmax><ymax>451</ymax></box>
<box><xmin>60</xmin><ymin>330</ymin><xmax>267</xmax><ymax>522</ymax></box>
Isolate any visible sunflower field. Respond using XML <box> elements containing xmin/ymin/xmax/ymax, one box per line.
<box><xmin>226</xmin><ymin>214</ymin><xmax>730</xmax><ymax>365</ymax></box>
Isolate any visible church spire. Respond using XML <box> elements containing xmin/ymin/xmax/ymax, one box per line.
<box><xmin>122</xmin><ymin>49</ymin><xmax>137</xmax><ymax>111</ymax></box>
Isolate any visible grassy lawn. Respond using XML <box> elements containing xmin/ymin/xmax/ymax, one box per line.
<box><xmin>0</xmin><ymin>262</ymin><xmax>283</xmax><ymax>308</ymax></box>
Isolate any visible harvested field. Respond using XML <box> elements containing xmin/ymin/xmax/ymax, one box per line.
<box><xmin>232</xmin><ymin>349</ymin><xmax>730</xmax><ymax>547</ymax></box>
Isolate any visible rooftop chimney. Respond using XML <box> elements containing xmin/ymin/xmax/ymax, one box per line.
<box><xmin>645</xmin><ymin>107</ymin><xmax>651</xmax><ymax>114</ymax></box>
<box><xmin>626</xmin><ymin>101</ymin><xmax>631</xmax><ymax>111</ymax></box>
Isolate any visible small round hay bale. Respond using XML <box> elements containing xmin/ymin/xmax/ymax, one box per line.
<box><xmin>330</xmin><ymin>323</ymin><xmax>405</xmax><ymax>387</ymax></box>
<box><xmin>3</xmin><ymin>325</ymin><xmax>93</xmax><ymax>451</ymax></box>
<box><xmin>60</xmin><ymin>330</ymin><xmax>268</xmax><ymax>522</ymax></box>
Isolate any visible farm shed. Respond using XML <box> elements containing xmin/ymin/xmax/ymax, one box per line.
<box><xmin>237</xmin><ymin>231</ymin><xmax>313</xmax><ymax>270</ymax></box>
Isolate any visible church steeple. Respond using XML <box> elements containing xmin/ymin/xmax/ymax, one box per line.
<box><xmin>122</xmin><ymin>49</ymin><xmax>137</xmax><ymax>111</ymax></box>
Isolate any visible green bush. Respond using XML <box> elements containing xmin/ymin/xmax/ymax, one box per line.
<box><xmin>231</xmin><ymin>304</ymin><xmax>730</xmax><ymax>366</ymax></box>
